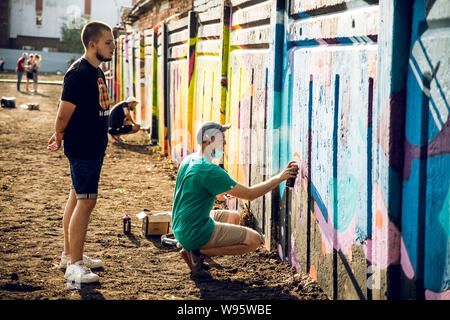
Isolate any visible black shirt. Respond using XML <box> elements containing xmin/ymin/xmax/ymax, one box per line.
<box><xmin>108</xmin><ymin>101</ymin><xmax>128</xmax><ymax>129</ymax></box>
<box><xmin>61</xmin><ymin>58</ymin><xmax>110</xmax><ymax>159</ymax></box>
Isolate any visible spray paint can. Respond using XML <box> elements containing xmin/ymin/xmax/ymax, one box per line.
<box><xmin>286</xmin><ymin>162</ymin><xmax>299</xmax><ymax>188</ymax></box>
<box><xmin>123</xmin><ymin>214</ymin><xmax>131</xmax><ymax>234</ymax></box>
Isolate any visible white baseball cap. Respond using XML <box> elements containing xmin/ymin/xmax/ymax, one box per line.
<box><xmin>126</xmin><ymin>96</ymin><xmax>139</xmax><ymax>104</ymax></box>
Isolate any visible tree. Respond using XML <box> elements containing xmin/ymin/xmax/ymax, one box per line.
<box><xmin>60</xmin><ymin>15</ymin><xmax>88</xmax><ymax>53</ymax></box>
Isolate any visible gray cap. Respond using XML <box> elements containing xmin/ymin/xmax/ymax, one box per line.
<box><xmin>196</xmin><ymin>121</ymin><xmax>232</xmax><ymax>144</ymax></box>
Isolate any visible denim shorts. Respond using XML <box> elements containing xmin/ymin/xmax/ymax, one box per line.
<box><xmin>68</xmin><ymin>156</ymin><xmax>104</xmax><ymax>199</ymax></box>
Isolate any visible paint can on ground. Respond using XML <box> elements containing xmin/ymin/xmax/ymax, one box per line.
<box><xmin>123</xmin><ymin>214</ymin><xmax>131</xmax><ymax>234</ymax></box>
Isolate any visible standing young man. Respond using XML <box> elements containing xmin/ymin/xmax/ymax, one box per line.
<box><xmin>172</xmin><ymin>121</ymin><xmax>298</xmax><ymax>277</ymax></box>
<box><xmin>48</xmin><ymin>21</ymin><xmax>115</xmax><ymax>284</ymax></box>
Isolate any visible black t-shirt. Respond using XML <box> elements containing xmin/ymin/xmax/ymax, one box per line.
<box><xmin>108</xmin><ymin>101</ymin><xmax>128</xmax><ymax>129</ymax></box>
<box><xmin>61</xmin><ymin>58</ymin><xmax>110</xmax><ymax>159</ymax></box>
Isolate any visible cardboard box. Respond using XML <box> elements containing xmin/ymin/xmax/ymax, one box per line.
<box><xmin>141</xmin><ymin>211</ymin><xmax>172</xmax><ymax>236</ymax></box>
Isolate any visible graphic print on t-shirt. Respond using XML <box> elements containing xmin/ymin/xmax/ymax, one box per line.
<box><xmin>97</xmin><ymin>78</ymin><xmax>110</xmax><ymax>110</ymax></box>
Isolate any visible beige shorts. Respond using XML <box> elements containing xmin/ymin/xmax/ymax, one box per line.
<box><xmin>201</xmin><ymin>210</ymin><xmax>248</xmax><ymax>249</ymax></box>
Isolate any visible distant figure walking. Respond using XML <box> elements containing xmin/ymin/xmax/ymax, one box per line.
<box><xmin>16</xmin><ymin>52</ymin><xmax>27</xmax><ymax>91</ymax></box>
<box><xmin>0</xmin><ymin>57</ymin><xmax>5</xmax><ymax>72</ymax></box>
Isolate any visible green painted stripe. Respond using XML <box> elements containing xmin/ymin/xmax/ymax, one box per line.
<box><xmin>0</xmin><ymin>79</ymin><xmax>63</xmax><ymax>85</ymax></box>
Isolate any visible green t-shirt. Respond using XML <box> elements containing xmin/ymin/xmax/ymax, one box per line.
<box><xmin>172</xmin><ymin>153</ymin><xmax>237</xmax><ymax>250</ymax></box>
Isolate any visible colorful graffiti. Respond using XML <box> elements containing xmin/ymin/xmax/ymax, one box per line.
<box><xmin>400</xmin><ymin>0</ymin><xmax>450</xmax><ymax>300</ymax></box>
<box><xmin>112</xmin><ymin>0</ymin><xmax>449</xmax><ymax>300</ymax></box>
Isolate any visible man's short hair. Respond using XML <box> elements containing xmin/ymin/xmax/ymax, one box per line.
<box><xmin>81</xmin><ymin>21</ymin><xmax>112</xmax><ymax>49</ymax></box>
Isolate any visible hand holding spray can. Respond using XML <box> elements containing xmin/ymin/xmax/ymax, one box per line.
<box><xmin>286</xmin><ymin>162</ymin><xmax>299</xmax><ymax>188</ymax></box>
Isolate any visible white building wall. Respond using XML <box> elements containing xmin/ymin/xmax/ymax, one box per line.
<box><xmin>91</xmin><ymin>0</ymin><xmax>132</xmax><ymax>29</ymax></box>
<box><xmin>9</xmin><ymin>0</ymin><xmax>79</xmax><ymax>39</ymax></box>
<box><xmin>9</xmin><ymin>0</ymin><xmax>132</xmax><ymax>40</ymax></box>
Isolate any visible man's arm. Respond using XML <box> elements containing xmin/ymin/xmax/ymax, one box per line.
<box><xmin>216</xmin><ymin>193</ymin><xmax>234</xmax><ymax>201</ymax></box>
<box><xmin>123</xmin><ymin>107</ymin><xmax>136</xmax><ymax>125</ymax></box>
<box><xmin>226</xmin><ymin>161</ymin><xmax>298</xmax><ymax>201</ymax></box>
<box><xmin>47</xmin><ymin>100</ymin><xmax>76</xmax><ymax>151</ymax></box>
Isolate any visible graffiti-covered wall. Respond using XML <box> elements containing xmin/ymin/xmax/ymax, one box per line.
<box><xmin>399</xmin><ymin>0</ymin><xmax>449</xmax><ymax>300</ymax></box>
<box><xmin>113</xmin><ymin>0</ymin><xmax>449</xmax><ymax>300</ymax></box>
<box><xmin>281</xmin><ymin>0</ymin><xmax>379</xmax><ymax>300</ymax></box>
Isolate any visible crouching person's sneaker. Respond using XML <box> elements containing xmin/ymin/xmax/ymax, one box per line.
<box><xmin>60</xmin><ymin>253</ymin><xmax>103</xmax><ymax>269</ymax></box>
<box><xmin>65</xmin><ymin>261</ymin><xmax>99</xmax><ymax>285</ymax></box>
<box><xmin>179</xmin><ymin>249</ymin><xmax>210</xmax><ymax>277</ymax></box>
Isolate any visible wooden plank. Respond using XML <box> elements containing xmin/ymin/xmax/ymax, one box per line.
<box><xmin>187</xmin><ymin>10</ymin><xmax>198</xmax><ymax>154</ymax></box>
<box><xmin>143</xmin><ymin>29</ymin><xmax>153</xmax><ymax>37</ymax></box>
<box><xmin>290</xmin><ymin>0</ymin><xmax>377</xmax><ymax>16</ymax></box>
<box><xmin>198</xmin><ymin>23</ymin><xmax>222</xmax><ymax>39</ymax></box>
<box><xmin>166</xmin><ymin>15</ymin><xmax>189</xmax><ymax>32</ymax></box>
<box><xmin>289</xmin><ymin>6</ymin><xmax>379</xmax><ymax>42</ymax></box>
<box><xmin>231</xmin><ymin>1</ymin><xmax>272</xmax><ymax>26</ymax></box>
<box><xmin>168</xmin><ymin>44</ymin><xmax>188</xmax><ymax>59</ymax></box>
<box><xmin>168</xmin><ymin>29</ymin><xmax>189</xmax><ymax>46</ymax></box>
<box><xmin>249</xmin><ymin>56</ymin><xmax>266</xmax><ymax>234</ymax></box>
<box><xmin>197</xmin><ymin>7</ymin><xmax>222</xmax><ymax>23</ymax></box>
<box><xmin>196</xmin><ymin>39</ymin><xmax>221</xmax><ymax>55</ymax></box>
<box><xmin>144</xmin><ymin>36</ymin><xmax>153</xmax><ymax>46</ymax></box>
<box><xmin>230</xmin><ymin>25</ymin><xmax>270</xmax><ymax>46</ymax></box>
<box><xmin>155</xmin><ymin>23</ymin><xmax>169</xmax><ymax>155</ymax></box>
<box><xmin>144</xmin><ymin>46</ymin><xmax>153</xmax><ymax>55</ymax></box>
<box><xmin>230</xmin><ymin>0</ymin><xmax>269</xmax><ymax>8</ymax></box>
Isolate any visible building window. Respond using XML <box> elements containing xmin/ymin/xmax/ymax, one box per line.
<box><xmin>36</xmin><ymin>0</ymin><xmax>43</xmax><ymax>25</ymax></box>
<box><xmin>36</xmin><ymin>13</ymin><xmax>43</xmax><ymax>25</ymax></box>
<box><xmin>84</xmin><ymin>0</ymin><xmax>91</xmax><ymax>19</ymax></box>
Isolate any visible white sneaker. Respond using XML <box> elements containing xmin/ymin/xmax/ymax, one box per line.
<box><xmin>64</xmin><ymin>261</ymin><xmax>99</xmax><ymax>284</ymax></box>
<box><xmin>59</xmin><ymin>253</ymin><xmax>103</xmax><ymax>269</ymax></box>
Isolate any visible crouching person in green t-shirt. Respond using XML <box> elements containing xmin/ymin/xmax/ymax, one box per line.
<box><xmin>171</xmin><ymin>121</ymin><xmax>298</xmax><ymax>277</ymax></box>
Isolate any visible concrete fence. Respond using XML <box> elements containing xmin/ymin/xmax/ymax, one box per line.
<box><xmin>0</xmin><ymin>48</ymin><xmax>82</xmax><ymax>74</ymax></box>
<box><xmin>111</xmin><ymin>0</ymin><xmax>449</xmax><ymax>300</ymax></box>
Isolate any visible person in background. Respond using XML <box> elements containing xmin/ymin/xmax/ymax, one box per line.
<box><xmin>32</xmin><ymin>54</ymin><xmax>41</xmax><ymax>93</ymax></box>
<box><xmin>107</xmin><ymin>96</ymin><xmax>142</xmax><ymax>142</ymax></box>
<box><xmin>16</xmin><ymin>53</ymin><xmax>27</xmax><ymax>91</ymax></box>
<box><xmin>0</xmin><ymin>57</ymin><xmax>5</xmax><ymax>72</ymax></box>
<box><xmin>25</xmin><ymin>54</ymin><xmax>34</xmax><ymax>91</ymax></box>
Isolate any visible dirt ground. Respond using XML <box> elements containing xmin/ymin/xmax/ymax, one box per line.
<box><xmin>0</xmin><ymin>72</ymin><xmax>328</xmax><ymax>301</ymax></box>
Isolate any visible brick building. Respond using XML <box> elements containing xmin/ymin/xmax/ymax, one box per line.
<box><xmin>120</xmin><ymin>0</ymin><xmax>223</xmax><ymax>32</ymax></box>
